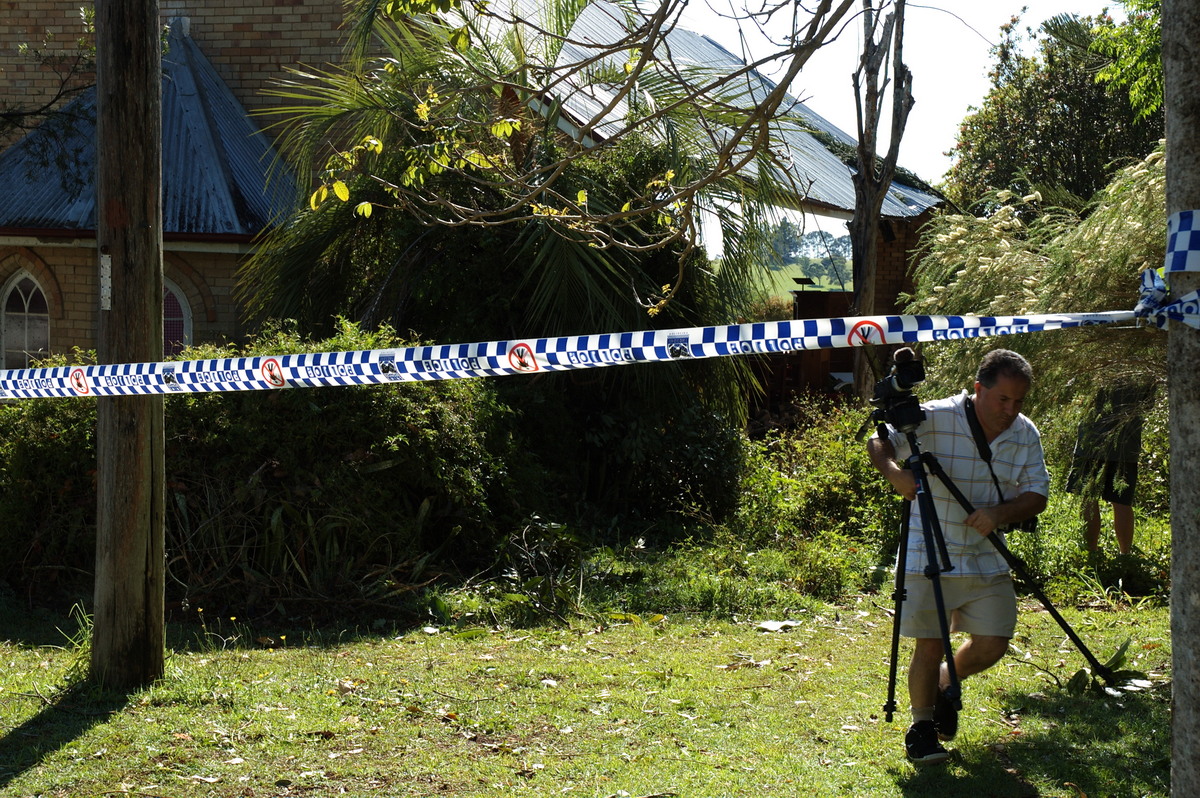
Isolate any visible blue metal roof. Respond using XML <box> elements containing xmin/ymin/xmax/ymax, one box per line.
<box><xmin>0</xmin><ymin>4</ymin><xmax>938</xmax><ymax>236</ymax></box>
<box><xmin>555</xmin><ymin>0</ymin><xmax>942</xmax><ymax>218</ymax></box>
<box><xmin>0</xmin><ymin>20</ymin><xmax>297</xmax><ymax>238</ymax></box>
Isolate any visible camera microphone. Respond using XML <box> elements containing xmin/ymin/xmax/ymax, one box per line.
<box><xmin>893</xmin><ymin>347</ymin><xmax>915</xmax><ymax>364</ymax></box>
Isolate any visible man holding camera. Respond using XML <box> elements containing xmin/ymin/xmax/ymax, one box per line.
<box><xmin>867</xmin><ymin>348</ymin><xmax>1049</xmax><ymax>766</ymax></box>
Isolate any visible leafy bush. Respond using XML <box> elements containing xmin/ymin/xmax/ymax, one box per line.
<box><xmin>579</xmin><ymin>382</ymin><xmax>747</xmax><ymax>524</ymax></box>
<box><xmin>581</xmin><ymin>394</ymin><xmax>911</xmax><ymax>613</ymax></box>
<box><xmin>606</xmin><ymin>534</ymin><xmax>833</xmax><ymax>615</ymax></box>
<box><xmin>583</xmin><ymin>396</ymin><xmax>903</xmax><ymax>614</ymax></box>
<box><xmin>0</xmin><ymin>353</ymin><xmax>98</xmax><ymax>598</ymax></box>
<box><xmin>0</xmin><ymin>322</ymin><xmax>535</xmax><ymax>614</ymax></box>
<box><xmin>734</xmin><ymin>395</ymin><xmax>901</xmax><ymax>557</ymax></box>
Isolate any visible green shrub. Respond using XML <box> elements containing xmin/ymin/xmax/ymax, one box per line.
<box><xmin>0</xmin><ymin>322</ymin><xmax>534</xmax><ymax>615</ymax></box>
<box><xmin>734</xmin><ymin>395</ymin><xmax>902</xmax><ymax>559</ymax></box>
<box><xmin>581</xmin><ymin>386</ymin><xmax>747</xmax><ymax>525</ymax></box>
<box><xmin>599</xmin><ymin>393</ymin><xmax>910</xmax><ymax>611</ymax></box>
<box><xmin>616</xmin><ymin>535</ymin><xmax>833</xmax><ymax>615</ymax></box>
<box><xmin>0</xmin><ymin>353</ymin><xmax>98</xmax><ymax>598</ymax></box>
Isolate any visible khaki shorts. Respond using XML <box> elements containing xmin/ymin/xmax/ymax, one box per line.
<box><xmin>899</xmin><ymin>573</ymin><xmax>1017</xmax><ymax>639</ymax></box>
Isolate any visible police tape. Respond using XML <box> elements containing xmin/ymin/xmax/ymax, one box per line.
<box><xmin>1166</xmin><ymin>210</ymin><xmax>1200</xmax><ymax>272</ymax></box>
<box><xmin>0</xmin><ymin>310</ymin><xmax>1136</xmax><ymax>400</ymax></box>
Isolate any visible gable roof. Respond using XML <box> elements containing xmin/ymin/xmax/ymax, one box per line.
<box><xmin>0</xmin><ymin>18</ymin><xmax>297</xmax><ymax>242</ymax></box>
<box><xmin>554</xmin><ymin>0</ymin><xmax>942</xmax><ymax>219</ymax></box>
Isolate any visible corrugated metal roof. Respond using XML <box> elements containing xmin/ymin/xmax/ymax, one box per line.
<box><xmin>555</xmin><ymin>0</ymin><xmax>942</xmax><ymax>219</ymax></box>
<box><xmin>0</xmin><ymin>4</ymin><xmax>938</xmax><ymax>236</ymax></box>
<box><xmin>0</xmin><ymin>19</ymin><xmax>297</xmax><ymax>238</ymax></box>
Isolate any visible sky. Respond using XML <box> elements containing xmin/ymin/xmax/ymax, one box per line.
<box><xmin>678</xmin><ymin>0</ymin><xmax>1121</xmax><ymax>185</ymax></box>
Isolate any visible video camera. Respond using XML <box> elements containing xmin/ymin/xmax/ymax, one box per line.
<box><xmin>870</xmin><ymin>347</ymin><xmax>926</xmax><ymax>434</ymax></box>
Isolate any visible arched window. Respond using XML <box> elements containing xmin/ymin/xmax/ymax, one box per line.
<box><xmin>163</xmin><ymin>279</ymin><xmax>192</xmax><ymax>357</ymax></box>
<box><xmin>2</xmin><ymin>273</ymin><xmax>49</xmax><ymax>369</ymax></box>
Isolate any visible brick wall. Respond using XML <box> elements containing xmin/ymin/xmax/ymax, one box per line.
<box><xmin>873</xmin><ymin>210</ymin><xmax>933</xmax><ymax>315</ymax></box>
<box><xmin>0</xmin><ymin>245</ymin><xmax>244</xmax><ymax>359</ymax></box>
<box><xmin>1</xmin><ymin>0</ymin><xmax>347</xmax><ymax>134</ymax></box>
<box><xmin>0</xmin><ymin>0</ymin><xmax>340</xmax><ymax>359</ymax></box>
<box><xmin>157</xmin><ymin>0</ymin><xmax>346</xmax><ymax>119</ymax></box>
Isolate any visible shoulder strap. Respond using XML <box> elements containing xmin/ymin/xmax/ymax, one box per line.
<box><xmin>964</xmin><ymin>397</ymin><xmax>1005</xmax><ymax>502</ymax></box>
<box><xmin>963</xmin><ymin>397</ymin><xmax>992</xmax><ymax>463</ymax></box>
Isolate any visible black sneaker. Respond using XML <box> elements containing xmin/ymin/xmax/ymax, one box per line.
<box><xmin>905</xmin><ymin>720</ymin><xmax>950</xmax><ymax>766</ymax></box>
<box><xmin>934</xmin><ymin>687</ymin><xmax>959</xmax><ymax>741</ymax></box>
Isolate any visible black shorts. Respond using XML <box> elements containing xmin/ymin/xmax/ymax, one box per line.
<box><xmin>1065</xmin><ymin>456</ymin><xmax>1137</xmax><ymax>505</ymax></box>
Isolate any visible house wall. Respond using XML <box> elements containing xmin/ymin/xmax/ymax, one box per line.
<box><xmin>0</xmin><ymin>245</ymin><xmax>243</xmax><ymax>359</ymax></box>
<box><xmin>873</xmin><ymin>209</ymin><xmax>934</xmax><ymax>316</ymax></box>
<box><xmin>156</xmin><ymin>0</ymin><xmax>346</xmax><ymax>120</ymax></box>
<box><xmin>0</xmin><ymin>0</ymin><xmax>340</xmax><ymax>362</ymax></box>
<box><xmin>0</xmin><ymin>0</ymin><xmax>347</xmax><ymax>136</ymax></box>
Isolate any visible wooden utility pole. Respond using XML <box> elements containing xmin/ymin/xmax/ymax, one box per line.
<box><xmin>91</xmin><ymin>0</ymin><xmax>166</xmax><ymax>688</ymax></box>
<box><xmin>1163</xmin><ymin>0</ymin><xmax>1200</xmax><ymax>793</ymax></box>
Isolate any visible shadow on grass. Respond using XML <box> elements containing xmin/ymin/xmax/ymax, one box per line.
<box><xmin>892</xmin><ymin>684</ymin><xmax>1170</xmax><ymax>797</ymax></box>
<box><xmin>990</xmin><ymin>686</ymin><xmax>1170</xmax><ymax>796</ymax></box>
<box><xmin>0</xmin><ymin>685</ymin><xmax>130</xmax><ymax>790</ymax></box>
<box><xmin>892</xmin><ymin>753</ymin><xmax>1040</xmax><ymax>798</ymax></box>
<box><xmin>0</xmin><ymin>600</ymin><xmax>82</xmax><ymax>648</ymax></box>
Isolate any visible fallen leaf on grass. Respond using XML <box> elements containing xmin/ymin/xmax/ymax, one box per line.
<box><xmin>717</xmin><ymin>656</ymin><xmax>771</xmax><ymax>670</ymax></box>
<box><xmin>328</xmin><ymin>748</ymin><xmax>364</xmax><ymax>759</ymax></box>
<box><xmin>755</xmin><ymin>620</ymin><xmax>802</xmax><ymax>632</ymax></box>
<box><xmin>342</xmin><ymin>677</ymin><xmax>369</xmax><ymax>692</ymax></box>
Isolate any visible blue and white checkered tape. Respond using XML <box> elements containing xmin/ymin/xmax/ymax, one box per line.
<box><xmin>1135</xmin><ymin>267</ymin><xmax>1200</xmax><ymax>330</ymax></box>
<box><xmin>0</xmin><ymin>310</ymin><xmax>1139</xmax><ymax>400</ymax></box>
<box><xmin>1166</xmin><ymin>210</ymin><xmax>1200</xmax><ymax>273</ymax></box>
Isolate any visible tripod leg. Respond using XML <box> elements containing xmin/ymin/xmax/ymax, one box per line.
<box><xmin>923</xmin><ymin>454</ymin><xmax>1117</xmax><ymax>683</ymax></box>
<box><xmin>884</xmin><ymin>502</ymin><xmax>912</xmax><ymax>723</ymax></box>
<box><xmin>909</xmin><ymin>453</ymin><xmax>963</xmax><ymax>714</ymax></box>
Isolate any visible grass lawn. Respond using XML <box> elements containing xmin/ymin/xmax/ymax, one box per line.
<box><xmin>761</xmin><ymin>264</ymin><xmax>849</xmax><ymax>298</ymax></box>
<box><xmin>0</xmin><ymin>596</ymin><xmax>1170</xmax><ymax>797</ymax></box>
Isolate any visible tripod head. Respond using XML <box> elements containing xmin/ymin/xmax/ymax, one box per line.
<box><xmin>870</xmin><ymin>347</ymin><xmax>926</xmax><ymax>434</ymax></box>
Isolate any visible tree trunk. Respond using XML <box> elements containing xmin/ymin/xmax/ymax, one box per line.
<box><xmin>1163</xmin><ymin>1</ymin><xmax>1200</xmax><ymax>794</ymax></box>
<box><xmin>91</xmin><ymin>0</ymin><xmax>166</xmax><ymax>688</ymax></box>
<box><xmin>849</xmin><ymin>0</ymin><xmax>912</xmax><ymax>394</ymax></box>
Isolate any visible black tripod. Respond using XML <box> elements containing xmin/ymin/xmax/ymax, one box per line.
<box><xmin>882</xmin><ymin>426</ymin><xmax>963</xmax><ymax>724</ymax></box>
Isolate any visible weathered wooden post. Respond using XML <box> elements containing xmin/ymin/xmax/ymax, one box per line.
<box><xmin>90</xmin><ymin>0</ymin><xmax>166</xmax><ymax>688</ymax></box>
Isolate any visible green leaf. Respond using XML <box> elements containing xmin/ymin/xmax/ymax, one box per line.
<box><xmin>430</xmin><ymin>595</ymin><xmax>452</xmax><ymax>624</ymax></box>
<box><xmin>1066</xmin><ymin>668</ymin><xmax>1090</xmax><ymax>695</ymax></box>
<box><xmin>333</xmin><ymin>180</ymin><xmax>351</xmax><ymax>202</ymax></box>
<box><xmin>354</xmin><ymin>201</ymin><xmax>374</xmax><ymax>218</ymax></box>
<box><xmin>454</xmin><ymin>627</ymin><xmax>490</xmax><ymax>640</ymax></box>
<box><xmin>463</xmin><ymin>150</ymin><xmax>491</xmax><ymax>169</ymax></box>
<box><xmin>309</xmin><ymin>185</ymin><xmax>327</xmax><ymax>211</ymax></box>
<box><xmin>449</xmin><ymin>26</ymin><xmax>470</xmax><ymax>51</ymax></box>
<box><xmin>1102</xmin><ymin>637</ymin><xmax>1132</xmax><ymax>671</ymax></box>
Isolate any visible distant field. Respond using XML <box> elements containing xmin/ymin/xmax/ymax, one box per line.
<box><xmin>762</xmin><ymin>263</ymin><xmax>852</xmax><ymax>297</ymax></box>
